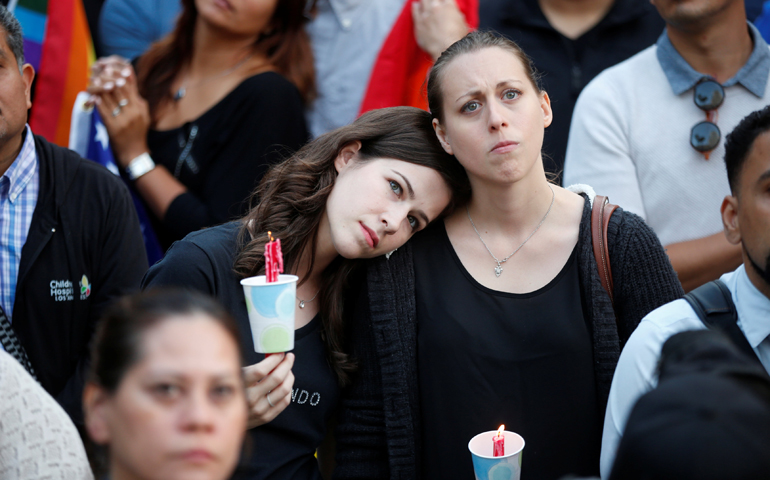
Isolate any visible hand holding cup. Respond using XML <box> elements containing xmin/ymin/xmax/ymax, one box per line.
<box><xmin>243</xmin><ymin>353</ymin><xmax>295</xmax><ymax>429</ymax></box>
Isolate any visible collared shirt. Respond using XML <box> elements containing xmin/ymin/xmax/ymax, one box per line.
<box><xmin>600</xmin><ymin>264</ymin><xmax>770</xmax><ymax>478</ymax></box>
<box><xmin>305</xmin><ymin>0</ymin><xmax>404</xmax><ymax>138</ymax></box>
<box><xmin>656</xmin><ymin>22</ymin><xmax>770</xmax><ymax>97</ymax></box>
<box><xmin>0</xmin><ymin>125</ymin><xmax>38</xmax><ymax>323</ymax></box>
<box><xmin>564</xmin><ymin>22</ymin><xmax>770</xmax><ymax>246</ymax></box>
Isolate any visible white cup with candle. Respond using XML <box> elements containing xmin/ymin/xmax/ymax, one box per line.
<box><xmin>468</xmin><ymin>426</ymin><xmax>525</xmax><ymax>480</ymax></box>
<box><xmin>240</xmin><ymin>274</ymin><xmax>298</xmax><ymax>353</ymax></box>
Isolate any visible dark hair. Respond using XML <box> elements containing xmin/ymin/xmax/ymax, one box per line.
<box><xmin>136</xmin><ymin>0</ymin><xmax>314</xmax><ymax>120</ymax></box>
<box><xmin>724</xmin><ymin>105</ymin><xmax>770</xmax><ymax>195</ymax></box>
<box><xmin>89</xmin><ymin>289</ymin><xmax>243</xmax><ymax>393</ymax></box>
<box><xmin>427</xmin><ymin>30</ymin><xmax>542</xmax><ymax>123</ymax></box>
<box><xmin>235</xmin><ymin>106</ymin><xmax>470</xmax><ymax>385</ymax></box>
<box><xmin>0</xmin><ymin>6</ymin><xmax>25</xmax><ymax>71</ymax></box>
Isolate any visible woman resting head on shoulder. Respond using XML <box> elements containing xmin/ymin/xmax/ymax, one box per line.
<box><xmin>83</xmin><ymin>289</ymin><xmax>248</xmax><ymax>480</ymax></box>
<box><xmin>331</xmin><ymin>32</ymin><xmax>683</xmax><ymax>480</ymax></box>
<box><xmin>141</xmin><ymin>105</ymin><xmax>469</xmax><ymax>478</ymax></box>
<box><xmin>235</xmin><ymin>105</ymin><xmax>471</xmax><ymax>384</ymax></box>
<box><xmin>87</xmin><ymin>0</ymin><xmax>314</xmax><ymax>250</ymax></box>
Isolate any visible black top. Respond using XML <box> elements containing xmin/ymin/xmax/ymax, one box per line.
<box><xmin>145</xmin><ymin>72</ymin><xmax>309</xmax><ymax>249</ymax></box>
<box><xmin>332</xmin><ymin>196</ymin><xmax>684</xmax><ymax>480</ymax></box>
<box><xmin>480</xmin><ymin>0</ymin><xmax>664</xmax><ymax>181</ymax></box>
<box><xmin>415</xmin><ymin>223</ymin><xmax>599</xmax><ymax>480</ymax></box>
<box><xmin>14</xmin><ymin>135</ymin><xmax>147</xmax><ymax>424</ymax></box>
<box><xmin>142</xmin><ymin>222</ymin><xmax>340</xmax><ymax>479</ymax></box>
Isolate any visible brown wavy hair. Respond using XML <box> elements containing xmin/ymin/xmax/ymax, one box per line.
<box><xmin>234</xmin><ymin>107</ymin><xmax>470</xmax><ymax>385</ymax></box>
<box><xmin>136</xmin><ymin>0</ymin><xmax>315</xmax><ymax>120</ymax></box>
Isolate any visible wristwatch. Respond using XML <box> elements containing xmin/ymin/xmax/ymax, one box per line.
<box><xmin>126</xmin><ymin>152</ymin><xmax>156</xmax><ymax>181</ymax></box>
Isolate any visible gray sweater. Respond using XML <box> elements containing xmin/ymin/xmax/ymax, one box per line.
<box><xmin>334</xmin><ymin>195</ymin><xmax>684</xmax><ymax>480</ymax></box>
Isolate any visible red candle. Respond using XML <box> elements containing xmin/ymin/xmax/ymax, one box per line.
<box><xmin>493</xmin><ymin>425</ymin><xmax>505</xmax><ymax>457</ymax></box>
<box><xmin>264</xmin><ymin>232</ymin><xmax>284</xmax><ymax>283</ymax></box>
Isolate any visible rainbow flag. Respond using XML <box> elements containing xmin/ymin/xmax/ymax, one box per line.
<box><xmin>13</xmin><ymin>0</ymin><xmax>95</xmax><ymax>147</ymax></box>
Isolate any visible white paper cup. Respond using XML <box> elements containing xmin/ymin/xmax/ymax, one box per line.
<box><xmin>240</xmin><ymin>274</ymin><xmax>298</xmax><ymax>353</ymax></box>
<box><xmin>468</xmin><ymin>430</ymin><xmax>525</xmax><ymax>480</ymax></box>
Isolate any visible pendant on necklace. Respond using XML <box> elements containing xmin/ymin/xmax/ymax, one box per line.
<box><xmin>174</xmin><ymin>87</ymin><xmax>186</xmax><ymax>102</ymax></box>
<box><xmin>494</xmin><ymin>265</ymin><xmax>503</xmax><ymax>277</ymax></box>
<box><xmin>298</xmin><ymin>300</ymin><xmax>306</xmax><ymax>309</ymax></box>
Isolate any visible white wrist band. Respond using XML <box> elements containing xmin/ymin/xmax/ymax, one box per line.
<box><xmin>126</xmin><ymin>152</ymin><xmax>155</xmax><ymax>181</ymax></box>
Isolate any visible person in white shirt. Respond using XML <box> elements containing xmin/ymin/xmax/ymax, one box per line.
<box><xmin>0</xmin><ymin>349</ymin><xmax>93</xmax><ymax>480</ymax></box>
<box><xmin>564</xmin><ymin>0</ymin><xmax>767</xmax><ymax>292</ymax></box>
<box><xmin>600</xmin><ymin>105</ymin><xmax>770</xmax><ymax>478</ymax></box>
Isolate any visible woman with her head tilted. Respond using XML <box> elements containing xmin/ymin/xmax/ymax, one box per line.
<box><xmin>142</xmin><ymin>106</ymin><xmax>470</xmax><ymax>479</ymax></box>
<box><xmin>88</xmin><ymin>0</ymin><xmax>312</xmax><ymax>250</ymax></box>
<box><xmin>83</xmin><ymin>289</ymin><xmax>248</xmax><ymax>480</ymax></box>
<box><xmin>332</xmin><ymin>31</ymin><xmax>684</xmax><ymax>480</ymax></box>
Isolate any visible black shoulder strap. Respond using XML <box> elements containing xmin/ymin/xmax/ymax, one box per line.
<box><xmin>684</xmin><ymin>280</ymin><xmax>761</xmax><ymax>364</ymax></box>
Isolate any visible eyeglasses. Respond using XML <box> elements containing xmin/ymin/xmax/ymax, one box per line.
<box><xmin>690</xmin><ymin>78</ymin><xmax>724</xmax><ymax>160</ymax></box>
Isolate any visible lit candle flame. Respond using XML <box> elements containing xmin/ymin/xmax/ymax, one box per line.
<box><xmin>497</xmin><ymin>425</ymin><xmax>505</xmax><ymax>437</ymax></box>
<box><xmin>268</xmin><ymin>231</ymin><xmax>274</xmax><ymax>242</ymax></box>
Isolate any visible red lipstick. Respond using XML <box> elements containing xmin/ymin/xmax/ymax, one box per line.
<box><xmin>360</xmin><ymin>222</ymin><xmax>379</xmax><ymax>248</ymax></box>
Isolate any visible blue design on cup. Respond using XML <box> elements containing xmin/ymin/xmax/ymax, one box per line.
<box><xmin>249</xmin><ymin>284</ymin><xmax>288</xmax><ymax>318</ymax></box>
<box><xmin>276</xmin><ymin>288</ymin><xmax>295</xmax><ymax>318</ymax></box>
<box><xmin>471</xmin><ymin>456</ymin><xmax>520</xmax><ymax>480</ymax></box>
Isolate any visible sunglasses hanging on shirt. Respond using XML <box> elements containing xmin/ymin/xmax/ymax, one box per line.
<box><xmin>690</xmin><ymin>77</ymin><xmax>725</xmax><ymax>160</ymax></box>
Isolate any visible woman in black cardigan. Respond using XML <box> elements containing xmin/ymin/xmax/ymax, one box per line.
<box><xmin>333</xmin><ymin>31</ymin><xmax>683</xmax><ymax>480</ymax></box>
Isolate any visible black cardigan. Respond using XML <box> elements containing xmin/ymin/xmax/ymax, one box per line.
<box><xmin>333</xmin><ymin>196</ymin><xmax>684</xmax><ymax>480</ymax></box>
<box><xmin>14</xmin><ymin>135</ymin><xmax>148</xmax><ymax>424</ymax></box>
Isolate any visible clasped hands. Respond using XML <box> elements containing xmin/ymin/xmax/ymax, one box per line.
<box><xmin>86</xmin><ymin>55</ymin><xmax>151</xmax><ymax>166</ymax></box>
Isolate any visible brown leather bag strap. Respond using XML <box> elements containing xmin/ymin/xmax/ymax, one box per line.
<box><xmin>592</xmin><ymin>195</ymin><xmax>618</xmax><ymax>306</ymax></box>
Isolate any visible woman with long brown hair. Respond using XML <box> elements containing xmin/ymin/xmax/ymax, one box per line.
<box><xmin>142</xmin><ymin>106</ymin><xmax>470</xmax><ymax>479</ymax></box>
<box><xmin>332</xmin><ymin>31</ymin><xmax>683</xmax><ymax>480</ymax></box>
<box><xmin>87</xmin><ymin>0</ymin><xmax>313</xmax><ymax>250</ymax></box>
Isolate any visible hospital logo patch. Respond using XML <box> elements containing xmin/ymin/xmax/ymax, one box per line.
<box><xmin>80</xmin><ymin>275</ymin><xmax>91</xmax><ymax>300</ymax></box>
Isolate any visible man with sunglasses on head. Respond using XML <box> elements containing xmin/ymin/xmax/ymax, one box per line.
<box><xmin>563</xmin><ymin>0</ymin><xmax>769</xmax><ymax>292</ymax></box>
<box><xmin>599</xmin><ymin>106</ymin><xmax>770</xmax><ymax>479</ymax></box>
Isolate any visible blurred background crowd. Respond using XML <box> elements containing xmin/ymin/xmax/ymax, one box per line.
<box><xmin>2</xmin><ymin>0</ymin><xmax>770</xmax><ymax>479</ymax></box>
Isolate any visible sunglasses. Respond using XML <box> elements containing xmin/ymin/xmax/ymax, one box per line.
<box><xmin>690</xmin><ymin>78</ymin><xmax>724</xmax><ymax>159</ymax></box>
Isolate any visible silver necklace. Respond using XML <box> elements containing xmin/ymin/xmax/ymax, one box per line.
<box><xmin>467</xmin><ymin>183</ymin><xmax>555</xmax><ymax>278</ymax></box>
<box><xmin>173</xmin><ymin>53</ymin><xmax>254</xmax><ymax>102</ymax></box>
<box><xmin>298</xmin><ymin>290</ymin><xmax>320</xmax><ymax>309</ymax></box>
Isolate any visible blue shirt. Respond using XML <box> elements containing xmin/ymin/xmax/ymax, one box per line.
<box><xmin>656</xmin><ymin>22</ymin><xmax>770</xmax><ymax>96</ymax></box>
<box><xmin>98</xmin><ymin>0</ymin><xmax>179</xmax><ymax>59</ymax></box>
<box><xmin>0</xmin><ymin>126</ymin><xmax>38</xmax><ymax>323</ymax></box>
<box><xmin>601</xmin><ymin>264</ymin><xmax>770</xmax><ymax>477</ymax></box>
<box><xmin>305</xmin><ymin>0</ymin><xmax>405</xmax><ymax>137</ymax></box>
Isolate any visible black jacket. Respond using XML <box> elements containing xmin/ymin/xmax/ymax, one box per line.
<box><xmin>333</xmin><ymin>196</ymin><xmax>684</xmax><ymax>479</ymax></box>
<box><xmin>480</xmin><ymin>0</ymin><xmax>664</xmax><ymax>180</ymax></box>
<box><xmin>13</xmin><ymin>135</ymin><xmax>148</xmax><ymax>423</ymax></box>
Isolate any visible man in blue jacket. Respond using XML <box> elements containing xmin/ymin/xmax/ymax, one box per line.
<box><xmin>0</xmin><ymin>6</ymin><xmax>147</xmax><ymax>424</ymax></box>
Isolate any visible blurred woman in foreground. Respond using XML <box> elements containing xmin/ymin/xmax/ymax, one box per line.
<box><xmin>83</xmin><ymin>289</ymin><xmax>248</xmax><ymax>480</ymax></box>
